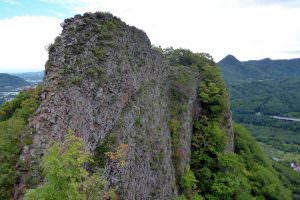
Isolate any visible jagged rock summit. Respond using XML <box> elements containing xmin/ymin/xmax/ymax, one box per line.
<box><xmin>16</xmin><ymin>12</ymin><xmax>234</xmax><ymax>199</ymax></box>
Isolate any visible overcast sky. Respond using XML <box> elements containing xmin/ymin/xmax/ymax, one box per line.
<box><xmin>1</xmin><ymin>0</ymin><xmax>300</xmax><ymax>72</ymax></box>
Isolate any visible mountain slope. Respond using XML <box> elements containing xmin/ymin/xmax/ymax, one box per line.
<box><xmin>0</xmin><ymin>73</ymin><xmax>30</xmax><ymax>91</ymax></box>
<box><xmin>12</xmin><ymin>71</ymin><xmax>44</xmax><ymax>84</ymax></box>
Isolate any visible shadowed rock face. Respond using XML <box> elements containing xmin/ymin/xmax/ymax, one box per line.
<box><xmin>16</xmin><ymin>12</ymin><xmax>234</xmax><ymax>199</ymax></box>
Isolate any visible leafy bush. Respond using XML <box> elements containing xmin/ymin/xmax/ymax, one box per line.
<box><xmin>180</xmin><ymin>165</ymin><xmax>201</xmax><ymax>199</ymax></box>
<box><xmin>24</xmin><ymin>131</ymin><xmax>106</xmax><ymax>200</ymax></box>
<box><xmin>163</xmin><ymin>47</ymin><xmax>214</xmax><ymax>67</ymax></box>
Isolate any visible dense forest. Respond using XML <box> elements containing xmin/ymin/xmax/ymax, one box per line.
<box><xmin>229</xmin><ymin>78</ymin><xmax>300</xmax><ymax>152</ymax></box>
<box><xmin>230</xmin><ymin>78</ymin><xmax>300</xmax><ymax>117</ymax></box>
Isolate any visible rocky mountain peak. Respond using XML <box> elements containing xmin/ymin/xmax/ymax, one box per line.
<box><xmin>14</xmin><ymin>12</ymin><xmax>234</xmax><ymax>199</ymax></box>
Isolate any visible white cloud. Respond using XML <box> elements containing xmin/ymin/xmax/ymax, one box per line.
<box><xmin>69</xmin><ymin>0</ymin><xmax>300</xmax><ymax>61</ymax></box>
<box><xmin>0</xmin><ymin>16</ymin><xmax>61</xmax><ymax>72</ymax></box>
<box><xmin>2</xmin><ymin>0</ymin><xmax>300</xmax><ymax>72</ymax></box>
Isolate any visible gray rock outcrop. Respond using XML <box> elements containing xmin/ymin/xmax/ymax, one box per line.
<box><xmin>15</xmin><ymin>12</ymin><xmax>234</xmax><ymax>200</ymax></box>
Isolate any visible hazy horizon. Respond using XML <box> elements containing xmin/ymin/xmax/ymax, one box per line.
<box><xmin>3</xmin><ymin>54</ymin><xmax>300</xmax><ymax>73</ymax></box>
<box><xmin>1</xmin><ymin>69</ymin><xmax>44</xmax><ymax>73</ymax></box>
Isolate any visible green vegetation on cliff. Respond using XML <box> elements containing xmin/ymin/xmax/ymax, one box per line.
<box><xmin>0</xmin><ymin>86</ymin><xmax>42</xmax><ymax>199</ymax></box>
<box><xmin>166</xmin><ymin>48</ymin><xmax>293</xmax><ymax>199</ymax></box>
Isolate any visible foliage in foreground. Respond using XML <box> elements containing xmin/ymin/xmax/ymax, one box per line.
<box><xmin>24</xmin><ymin>131</ymin><xmax>106</xmax><ymax>200</ymax></box>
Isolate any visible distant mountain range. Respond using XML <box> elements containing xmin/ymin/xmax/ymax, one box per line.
<box><xmin>218</xmin><ymin>55</ymin><xmax>300</xmax><ymax>83</ymax></box>
<box><xmin>12</xmin><ymin>71</ymin><xmax>44</xmax><ymax>84</ymax></box>
<box><xmin>0</xmin><ymin>73</ymin><xmax>30</xmax><ymax>91</ymax></box>
<box><xmin>0</xmin><ymin>71</ymin><xmax>44</xmax><ymax>104</ymax></box>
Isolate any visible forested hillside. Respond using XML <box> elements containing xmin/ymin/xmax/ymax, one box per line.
<box><xmin>12</xmin><ymin>71</ymin><xmax>44</xmax><ymax>84</ymax></box>
<box><xmin>219</xmin><ymin>55</ymin><xmax>300</xmax><ymax>173</ymax></box>
<box><xmin>219</xmin><ymin>55</ymin><xmax>300</xmax><ymax>83</ymax></box>
<box><xmin>0</xmin><ymin>74</ymin><xmax>31</xmax><ymax>105</ymax></box>
<box><xmin>0</xmin><ymin>73</ymin><xmax>30</xmax><ymax>91</ymax></box>
<box><xmin>230</xmin><ymin>78</ymin><xmax>300</xmax><ymax>117</ymax></box>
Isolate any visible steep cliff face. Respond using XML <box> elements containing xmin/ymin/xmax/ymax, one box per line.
<box><xmin>17</xmin><ymin>13</ymin><xmax>234</xmax><ymax>199</ymax></box>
